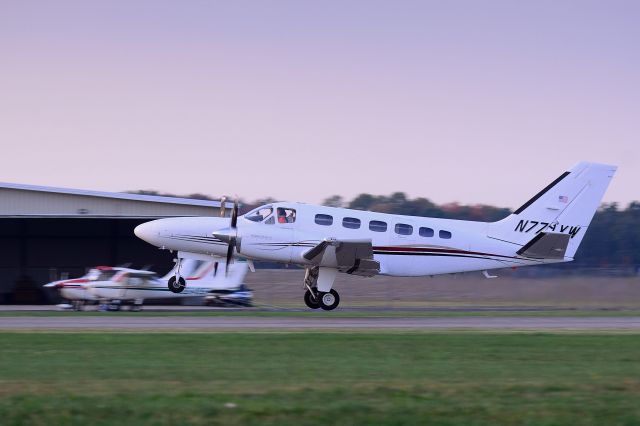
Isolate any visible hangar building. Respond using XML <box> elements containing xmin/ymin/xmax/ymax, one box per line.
<box><xmin>0</xmin><ymin>182</ymin><xmax>227</xmax><ymax>303</ymax></box>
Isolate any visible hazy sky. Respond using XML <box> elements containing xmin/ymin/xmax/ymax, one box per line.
<box><xmin>1</xmin><ymin>1</ymin><xmax>638</xmax><ymax>208</ymax></box>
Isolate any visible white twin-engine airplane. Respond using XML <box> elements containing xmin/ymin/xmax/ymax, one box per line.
<box><xmin>134</xmin><ymin>162</ymin><xmax>617</xmax><ymax>311</ymax></box>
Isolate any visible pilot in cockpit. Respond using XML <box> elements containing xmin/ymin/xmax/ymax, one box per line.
<box><xmin>278</xmin><ymin>209</ymin><xmax>287</xmax><ymax>223</ymax></box>
<box><xmin>277</xmin><ymin>208</ymin><xmax>296</xmax><ymax>224</ymax></box>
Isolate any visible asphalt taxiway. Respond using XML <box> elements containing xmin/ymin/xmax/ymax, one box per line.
<box><xmin>2</xmin><ymin>316</ymin><xmax>640</xmax><ymax>330</ymax></box>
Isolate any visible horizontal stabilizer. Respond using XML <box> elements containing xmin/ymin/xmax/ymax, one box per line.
<box><xmin>517</xmin><ymin>232</ymin><xmax>570</xmax><ymax>260</ymax></box>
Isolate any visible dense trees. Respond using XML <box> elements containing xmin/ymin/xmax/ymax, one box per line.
<box><xmin>575</xmin><ymin>202</ymin><xmax>640</xmax><ymax>268</ymax></box>
<box><xmin>338</xmin><ymin>192</ymin><xmax>511</xmax><ymax>222</ymax></box>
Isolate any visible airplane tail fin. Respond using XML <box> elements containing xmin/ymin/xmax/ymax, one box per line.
<box><xmin>187</xmin><ymin>261</ymin><xmax>249</xmax><ymax>289</ymax></box>
<box><xmin>488</xmin><ymin>162</ymin><xmax>617</xmax><ymax>259</ymax></box>
<box><xmin>161</xmin><ymin>259</ymin><xmax>203</xmax><ymax>280</ymax></box>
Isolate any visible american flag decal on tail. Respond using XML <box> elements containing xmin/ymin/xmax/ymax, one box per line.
<box><xmin>558</xmin><ymin>195</ymin><xmax>569</xmax><ymax>203</ymax></box>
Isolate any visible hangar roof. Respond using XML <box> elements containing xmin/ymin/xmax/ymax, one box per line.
<box><xmin>0</xmin><ymin>182</ymin><xmax>230</xmax><ymax>218</ymax></box>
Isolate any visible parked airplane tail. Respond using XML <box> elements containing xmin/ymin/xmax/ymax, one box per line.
<box><xmin>162</xmin><ymin>259</ymin><xmax>248</xmax><ymax>289</ymax></box>
<box><xmin>488</xmin><ymin>162</ymin><xmax>617</xmax><ymax>259</ymax></box>
<box><xmin>161</xmin><ymin>259</ymin><xmax>203</xmax><ymax>280</ymax></box>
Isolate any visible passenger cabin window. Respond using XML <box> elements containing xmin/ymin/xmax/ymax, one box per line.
<box><xmin>395</xmin><ymin>223</ymin><xmax>413</xmax><ymax>235</ymax></box>
<box><xmin>369</xmin><ymin>220</ymin><xmax>387</xmax><ymax>232</ymax></box>
<box><xmin>245</xmin><ymin>206</ymin><xmax>273</xmax><ymax>222</ymax></box>
<box><xmin>439</xmin><ymin>230</ymin><xmax>452</xmax><ymax>239</ymax></box>
<box><xmin>419</xmin><ymin>227</ymin><xmax>434</xmax><ymax>237</ymax></box>
<box><xmin>342</xmin><ymin>217</ymin><xmax>361</xmax><ymax>229</ymax></box>
<box><xmin>315</xmin><ymin>214</ymin><xmax>333</xmax><ymax>226</ymax></box>
<box><xmin>277</xmin><ymin>207</ymin><xmax>296</xmax><ymax>224</ymax></box>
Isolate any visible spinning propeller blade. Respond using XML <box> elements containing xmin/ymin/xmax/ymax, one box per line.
<box><xmin>225</xmin><ymin>244</ymin><xmax>234</xmax><ymax>275</ymax></box>
<box><xmin>230</xmin><ymin>200</ymin><xmax>238</xmax><ymax>227</ymax></box>
<box><xmin>219</xmin><ymin>196</ymin><xmax>227</xmax><ymax>218</ymax></box>
<box><xmin>213</xmin><ymin>197</ymin><xmax>240</xmax><ymax>276</ymax></box>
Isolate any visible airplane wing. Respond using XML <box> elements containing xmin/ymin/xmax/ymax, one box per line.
<box><xmin>125</xmin><ymin>271</ymin><xmax>158</xmax><ymax>278</ymax></box>
<box><xmin>517</xmin><ymin>232</ymin><xmax>571</xmax><ymax>260</ymax></box>
<box><xmin>303</xmin><ymin>239</ymin><xmax>380</xmax><ymax>277</ymax></box>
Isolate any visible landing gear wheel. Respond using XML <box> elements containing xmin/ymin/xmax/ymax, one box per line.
<box><xmin>318</xmin><ymin>289</ymin><xmax>340</xmax><ymax>311</ymax></box>
<box><xmin>304</xmin><ymin>289</ymin><xmax>320</xmax><ymax>309</ymax></box>
<box><xmin>168</xmin><ymin>276</ymin><xmax>186</xmax><ymax>293</ymax></box>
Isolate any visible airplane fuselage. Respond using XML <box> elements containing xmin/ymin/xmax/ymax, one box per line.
<box><xmin>134</xmin><ymin>162</ymin><xmax>616</xmax><ymax>310</ymax></box>
<box><xmin>135</xmin><ymin>203</ymin><xmax>561</xmax><ymax>277</ymax></box>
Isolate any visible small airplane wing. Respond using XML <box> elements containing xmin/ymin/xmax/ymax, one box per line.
<box><xmin>517</xmin><ymin>232</ymin><xmax>571</xmax><ymax>260</ymax></box>
<box><xmin>303</xmin><ymin>239</ymin><xmax>380</xmax><ymax>277</ymax></box>
<box><xmin>125</xmin><ymin>271</ymin><xmax>158</xmax><ymax>278</ymax></box>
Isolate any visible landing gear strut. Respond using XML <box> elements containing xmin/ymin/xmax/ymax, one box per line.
<box><xmin>168</xmin><ymin>257</ymin><xmax>186</xmax><ymax>293</ymax></box>
<box><xmin>302</xmin><ymin>267</ymin><xmax>340</xmax><ymax>311</ymax></box>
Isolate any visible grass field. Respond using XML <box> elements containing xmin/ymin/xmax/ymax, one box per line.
<box><xmin>2</xmin><ymin>332</ymin><xmax>640</xmax><ymax>425</ymax></box>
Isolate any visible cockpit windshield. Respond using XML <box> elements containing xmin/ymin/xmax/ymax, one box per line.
<box><xmin>244</xmin><ymin>205</ymin><xmax>273</xmax><ymax>222</ymax></box>
<box><xmin>86</xmin><ymin>269</ymin><xmax>119</xmax><ymax>281</ymax></box>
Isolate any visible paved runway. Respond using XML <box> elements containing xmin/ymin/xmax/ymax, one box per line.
<box><xmin>2</xmin><ymin>316</ymin><xmax>640</xmax><ymax>330</ymax></box>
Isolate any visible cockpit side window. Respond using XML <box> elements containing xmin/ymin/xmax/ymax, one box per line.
<box><xmin>245</xmin><ymin>205</ymin><xmax>273</xmax><ymax>222</ymax></box>
<box><xmin>277</xmin><ymin>207</ymin><xmax>296</xmax><ymax>224</ymax></box>
<box><xmin>96</xmin><ymin>270</ymin><xmax>118</xmax><ymax>281</ymax></box>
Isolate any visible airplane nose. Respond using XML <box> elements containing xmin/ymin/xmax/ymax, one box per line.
<box><xmin>134</xmin><ymin>221</ymin><xmax>157</xmax><ymax>242</ymax></box>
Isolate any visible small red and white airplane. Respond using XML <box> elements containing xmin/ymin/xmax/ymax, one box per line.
<box><xmin>134</xmin><ymin>162</ymin><xmax>616</xmax><ymax>311</ymax></box>
<box><xmin>44</xmin><ymin>260</ymin><xmax>248</xmax><ymax>311</ymax></box>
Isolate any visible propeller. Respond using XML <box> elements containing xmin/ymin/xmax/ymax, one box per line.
<box><xmin>219</xmin><ymin>196</ymin><xmax>227</xmax><ymax>218</ymax></box>
<box><xmin>213</xmin><ymin>197</ymin><xmax>240</xmax><ymax>276</ymax></box>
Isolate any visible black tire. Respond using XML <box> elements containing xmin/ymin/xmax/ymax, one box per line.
<box><xmin>304</xmin><ymin>289</ymin><xmax>320</xmax><ymax>309</ymax></box>
<box><xmin>168</xmin><ymin>276</ymin><xmax>186</xmax><ymax>293</ymax></box>
<box><xmin>318</xmin><ymin>289</ymin><xmax>340</xmax><ymax>311</ymax></box>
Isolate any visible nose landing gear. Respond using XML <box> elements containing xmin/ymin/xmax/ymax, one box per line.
<box><xmin>168</xmin><ymin>257</ymin><xmax>186</xmax><ymax>293</ymax></box>
<box><xmin>168</xmin><ymin>276</ymin><xmax>186</xmax><ymax>293</ymax></box>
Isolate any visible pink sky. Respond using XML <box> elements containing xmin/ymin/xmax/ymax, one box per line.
<box><xmin>1</xmin><ymin>1</ymin><xmax>638</xmax><ymax>208</ymax></box>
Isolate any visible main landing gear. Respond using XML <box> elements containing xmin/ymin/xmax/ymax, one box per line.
<box><xmin>304</xmin><ymin>288</ymin><xmax>340</xmax><ymax>310</ymax></box>
<box><xmin>303</xmin><ymin>267</ymin><xmax>340</xmax><ymax>311</ymax></box>
<box><xmin>168</xmin><ymin>257</ymin><xmax>186</xmax><ymax>293</ymax></box>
